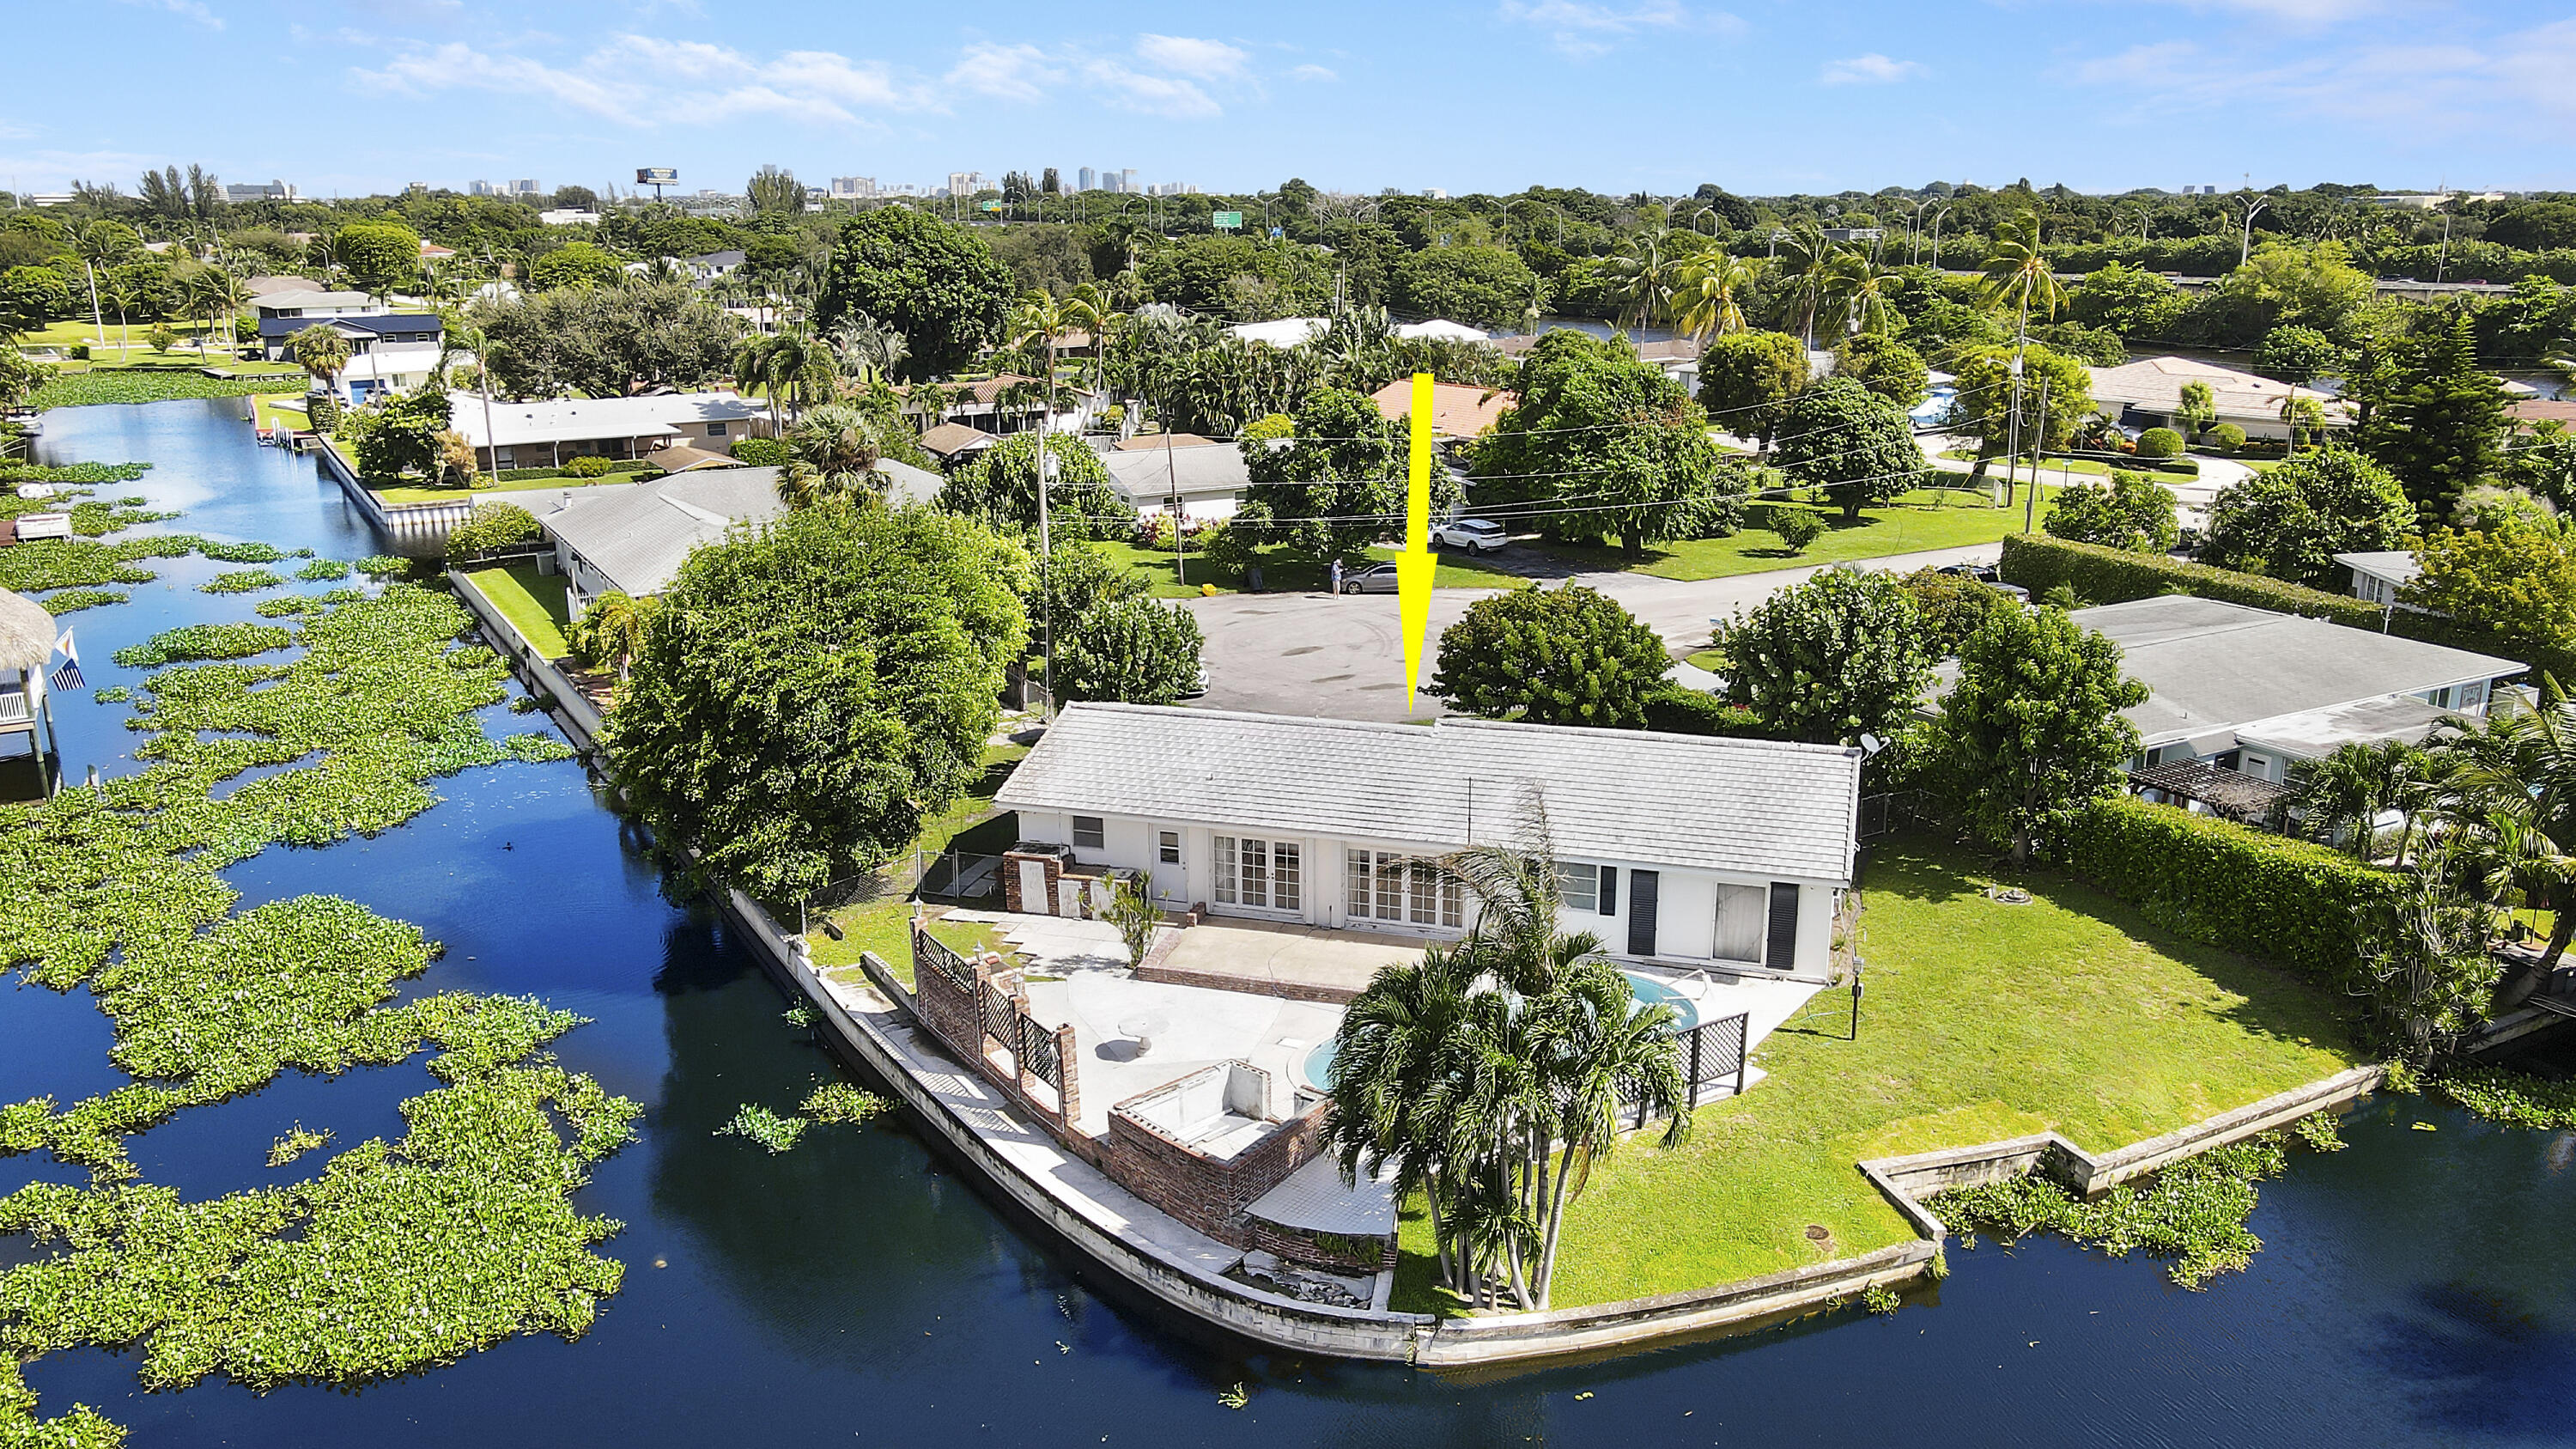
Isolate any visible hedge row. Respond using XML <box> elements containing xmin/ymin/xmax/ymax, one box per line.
<box><xmin>1998</xmin><ymin>534</ymin><xmax>2568</xmax><ymax>683</ymax></box>
<box><xmin>494</xmin><ymin>460</ymin><xmax>659</xmax><ymax>482</ymax></box>
<box><xmin>2050</xmin><ymin>795</ymin><xmax>2402</xmax><ymax>978</ymax></box>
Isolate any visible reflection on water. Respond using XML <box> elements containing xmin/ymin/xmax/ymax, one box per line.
<box><xmin>8</xmin><ymin>400</ymin><xmax>2576</xmax><ymax>1447</ymax></box>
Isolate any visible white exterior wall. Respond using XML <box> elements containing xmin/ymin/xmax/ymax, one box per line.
<box><xmin>1020</xmin><ymin>810</ymin><xmax>1844</xmax><ymax>976</ymax></box>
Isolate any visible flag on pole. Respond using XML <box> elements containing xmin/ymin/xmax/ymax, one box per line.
<box><xmin>48</xmin><ymin>628</ymin><xmax>82</xmax><ymax>692</ymax></box>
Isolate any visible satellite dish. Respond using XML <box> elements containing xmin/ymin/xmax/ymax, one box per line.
<box><xmin>1859</xmin><ymin>732</ymin><xmax>1885</xmax><ymax>759</ymax></box>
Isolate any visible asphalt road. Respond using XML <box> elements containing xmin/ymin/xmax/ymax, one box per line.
<box><xmin>1184</xmin><ymin>539</ymin><xmax>2005</xmax><ymax>724</ymax></box>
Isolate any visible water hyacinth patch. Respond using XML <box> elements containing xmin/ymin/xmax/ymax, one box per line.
<box><xmin>200</xmin><ymin>569</ymin><xmax>286</xmax><ymax>595</ymax></box>
<box><xmin>0</xmin><ymin>579</ymin><xmax>631</xmax><ymax>1442</ymax></box>
<box><xmin>354</xmin><ymin>556</ymin><xmax>410</xmax><ymax>579</ymax></box>
<box><xmin>196</xmin><ymin>541</ymin><xmax>291</xmax><ymax>564</ymax></box>
<box><xmin>39</xmin><ymin>589</ymin><xmax>129</xmax><ymax>615</ymax></box>
<box><xmin>294</xmin><ymin>558</ymin><xmax>352</xmax><ymax>581</ymax></box>
<box><xmin>2438</xmin><ymin>1068</ymin><xmax>2576</xmax><ymax>1129</ymax></box>
<box><xmin>715</xmin><ymin>1105</ymin><xmax>810</xmax><ymax>1154</ymax></box>
<box><xmin>799</xmin><ymin>1081</ymin><xmax>890</xmax><ymax>1126</ymax></box>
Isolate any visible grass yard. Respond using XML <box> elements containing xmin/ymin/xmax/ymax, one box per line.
<box><xmin>459</xmin><ymin>564</ymin><xmax>574</xmax><ymax>659</ymax></box>
<box><xmin>1938</xmin><ymin>449</ymin><xmax>2111</xmax><ymax>478</ymax></box>
<box><xmin>1393</xmin><ymin>834</ymin><xmax>2362</xmax><ymax>1313</ymax></box>
<box><xmin>1095</xmin><ymin>538</ymin><xmax>1534</xmax><ymax>600</ymax></box>
<box><xmin>1534</xmin><ymin>483</ymin><xmax>2063</xmax><ymax>582</ymax></box>
<box><xmin>374</xmin><ymin>472</ymin><xmax>649</xmax><ymax>505</ymax></box>
<box><xmin>807</xmin><ymin>744</ymin><xmax>1032</xmax><ymax>988</ymax></box>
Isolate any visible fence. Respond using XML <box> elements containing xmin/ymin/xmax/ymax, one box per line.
<box><xmin>918</xmin><ymin>848</ymin><xmax>1005</xmax><ymax>904</ymax></box>
<box><xmin>1858</xmin><ymin>790</ymin><xmax>1933</xmax><ymax>842</ymax></box>
<box><xmin>1626</xmin><ymin>1010</ymin><xmax>1751</xmax><ymax>1128</ymax></box>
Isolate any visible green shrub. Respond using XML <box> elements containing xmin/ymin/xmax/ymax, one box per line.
<box><xmin>1998</xmin><ymin>533</ymin><xmax>2564</xmax><ymax>682</ymax></box>
<box><xmin>2136</xmin><ymin>427</ymin><xmax>2184</xmax><ymax>460</ymax></box>
<box><xmin>2049</xmin><ymin>795</ymin><xmax>2403</xmax><ymax>977</ymax></box>
<box><xmin>447</xmin><ymin>502</ymin><xmax>543</xmax><ymax>557</ymax></box>
<box><xmin>1641</xmin><ymin>681</ymin><xmax>1767</xmax><ymax>736</ymax></box>
<box><xmin>2208</xmin><ymin>423</ymin><xmax>2246</xmax><ymax>453</ymax></box>
<box><xmin>730</xmin><ymin>437</ymin><xmax>791</xmax><ymax>467</ymax></box>
<box><xmin>305</xmin><ymin>393</ymin><xmax>340</xmax><ymax>433</ymax></box>
<box><xmin>562</xmin><ymin>454</ymin><xmax>617</xmax><ymax>478</ymax></box>
<box><xmin>1768</xmin><ymin>508</ymin><xmax>1829</xmax><ymax>554</ymax></box>
<box><xmin>70</xmin><ymin>344</ymin><xmax>89</xmax><ymax>361</ymax></box>
<box><xmin>493</xmin><ymin>460</ymin><xmax>655</xmax><ymax>482</ymax></box>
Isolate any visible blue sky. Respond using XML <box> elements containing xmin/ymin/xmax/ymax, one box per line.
<box><xmin>6</xmin><ymin>0</ymin><xmax>2574</xmax><ymax>199</ymax></box>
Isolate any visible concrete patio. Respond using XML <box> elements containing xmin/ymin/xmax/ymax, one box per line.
<box><xmin>1148</xmin><ymin>918</ymin><xmax>1426</xmax><ymax>1002</ymax></box>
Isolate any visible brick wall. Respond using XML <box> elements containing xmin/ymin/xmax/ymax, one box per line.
<box><xmin>1003</xmin><ymin>849</ymin><xmax>1063</xmax><ymax>915</ymax></box>
<box><xmin>1243</xmin><ymin>1219</ymin><xmax>1394</xmax><ymax>1275</ymax></box>
<box><xmin>1100</xmin><ymin>1095</ymin><xmax>1329</xmax><ymax>1246</ymax></box>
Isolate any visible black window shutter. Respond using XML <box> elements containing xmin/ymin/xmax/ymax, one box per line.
<box><xmin>1599</xmin><ymin>867</ymin><xmax>1619</xmax><ymax>916</ymax></box>
<box><xmin>1627</xmin><ymin>871</ymin><xmax>1660</xmax><ymax>957</ymax></box>
<box><xmin>1764</xmin><ymin>882</ymin><xmax>1801</xmax><ymax>971</ymax></box>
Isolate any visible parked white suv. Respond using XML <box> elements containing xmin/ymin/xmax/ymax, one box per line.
<box><xmin>1431</xmin><ymin>518</ymin><xmax>1510</xmax><ymax>554</ymax></box>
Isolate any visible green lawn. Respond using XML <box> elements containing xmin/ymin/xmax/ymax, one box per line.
<box><xmin>1535</xmin><ymin>484</ymin><xmax>2064</xmax><ymax>582</ymax></box>
<box><xmin>1095</xmin><ymin>538</ymin><xmax>1534</xmax><ymax>600</ymax></box>
<box><xmin>807</xmin><ymin>745</ymin><xmax>1031</xmax><ymax>988</ymax></box>
<box><xmin>375</xmin><ymin>472</ymin><xmax>647</xmax><ymax>506</ymax></box>
<box><xmin>1938</xmin><ymin>449</ymin><xmax>2111</xmax><ymax>478</ymax></box>
<box><xmin>1394</xmin><ymin>835</ymin><xmax>2362</xmax><ymax>1313</ymax></box>
<box><xmin>459</xmin><ymin>564</ymin><xmax>573</xmax><ymax>659</ymax></box>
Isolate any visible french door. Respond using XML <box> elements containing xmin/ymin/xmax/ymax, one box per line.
<box><xmin>1213</xmin><ymin>836</ymin><xmax>1301</xmax><ymax>912</ymax></box>
<box><xmin>1345</xmin><ymin>849</ymin><xmax>1463</xmax><ymax>929</ymax></box>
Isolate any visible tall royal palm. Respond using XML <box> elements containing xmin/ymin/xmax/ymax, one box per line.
<box><xmin>1978</xmin><ymin>210</ymin><xmax>2067</xmax><ymax>350</ymax></box>
<box><xmin>1769</xmin><ymin>222</ymin><xmax>1840</xmax><ymax>348</ymax></box>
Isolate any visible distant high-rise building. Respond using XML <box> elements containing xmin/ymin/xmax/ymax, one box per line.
<box><xmin>1119</xmin><ymin>168</ymin><xmax>1137</xmax><ymax>194</ymax></box>
<box><xmin>224</xmin><ymin>180</ymin><xmax>297</xmax><ymax>203</ymax></box>
<box><xmin>947</xmin><ymin>171</ymin><xmax>988</xmax><ymax>198</ymax></box>
<box><xmin>509</xmin><ymin>179</ymin><xmax>542</xmax><ymax>196</ymax></box>
<box><xmin>1148</xmin><ymin>181</ymin><xmax>1200</xmax><ymax>198</ymax></box>
<box><xmin>468</xmin><ymin>180</ymin><xmax>499</xmax><ymax>197</ymax></box>
<box><xmin>830</xmin><ymin>176</ymin><xmax>877</xmax><ymax>198</ymax></box>
<box><xmin>1077</xmin><ymin>167</ymin><xmax>1097</xmax><ymax>192</ymax></box>
<box><xmin>1421</xmin><ymin>187</ymin><xmax>1448</xmax><ymax>199</ymax></box>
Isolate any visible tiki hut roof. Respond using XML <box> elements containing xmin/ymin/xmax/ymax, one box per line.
<box><xmin>0</xmin><ymin>590</ymin><xmax>54</xmax><ymax>673</ymax></box>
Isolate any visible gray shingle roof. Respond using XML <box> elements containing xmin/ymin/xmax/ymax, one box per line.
<box><xmin>541</xmin><ymin>469</ymin><xmax>784</xmax><ymax>597</ymax></box>
<box><xmin>2070</xmin><ymin>595</ymin><xmax>2524</xmax><ymax>748</ymax></box>
<box><xmin>997</xmin><ymin>703</ymin><xmax>1861</xmax><ymax>884</ymax></box>
<box><xmin>1102</xmin><ymin>443</ymin><xmax>1249</xmax><ymax>503</ymax></box>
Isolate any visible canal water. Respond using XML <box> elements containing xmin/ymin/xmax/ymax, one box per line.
<box><xmin>7</xmin><ymin>399</ymin><xmax>2574</xmax><ymax>1447</ymax></box>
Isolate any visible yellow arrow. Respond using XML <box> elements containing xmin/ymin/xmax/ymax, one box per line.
<box><xmin>1397</xmin><ymin>370</ymin><xmax>1437</xmax><ymax>711</ymax></box>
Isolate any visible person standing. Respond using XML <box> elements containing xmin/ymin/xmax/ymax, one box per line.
<box><xmin>1329</xmin><ymin>557</ymin><xmax>1343</xmax><ymax>595</ymax></box>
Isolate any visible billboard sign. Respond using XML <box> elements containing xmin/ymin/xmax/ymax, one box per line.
<box><xmin>1212</xmin><ymin>210</ymin><xmax>1243</xmax><ymax>231</ymax></box>
<box><xmin>635</xmin><ymin>167</ymin><xmax>678</xmax><ymax>186</ymax></box>
<box><xmin>978</xmin><ymin>199</ymin><xmax>1003</xmax><ymax>212</ymax></box>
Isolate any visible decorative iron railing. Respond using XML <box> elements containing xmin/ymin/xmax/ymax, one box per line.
<box><xmin>1019</xmin><ymin>1017</ymin><xmax>1064</xmax><ymax>1093</ymax></box>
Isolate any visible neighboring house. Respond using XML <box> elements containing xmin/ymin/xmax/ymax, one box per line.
<box><xmin>330</xmin><ymin>343</ymin><xmax>469</xmax><ymax>405</ymax></box>
<box><xmin>994</xmin><ymin>703</ymin><xmax>1861</xmax><ymax>979</ymax></box>
<box><xmin>1229</xmin><ymin>318</ymin><xmax>1328</xmax><ymax>349</ymax></box>
<box><xmin>904</xmin><ymin>374</ymin><xmax>1062</xmax><ymax>435</ymax></box>
<box><xmin>253</xmin><ymin>289</ymin><xmax>386</xmax><ymax>322</ymax></box>
<box><xmin>2087</xmin><ymin>356</ymin><xmax>2350</xmax><ymax>441</ymax></box>
<box><xmin>679</xmin><ymin>250</ymin><xmax>746</xmax><ymax>284</ymax></box>
<box><xmin>447</xmin><ymin>391</ymin><xmax>772</xmax><ymax>472</ymax></box>
<box><xmin>2063</xmin><ymin>595</ymin><xmax>2520</xmax><ymax>815</ymax></box>
<box><xmin>1103</xmin><ymin>441</ymin><xmax>1250</xmax><ymax>517</ymax></box>
<box><xmin>418</xmin><ymin>240</ymin><xmax>456</xmax><ymax>264</ymax></box>
<box><xmin>2508</xmin><ymin>399</ymin><xmax>2576</xmax><ymax>431</ymax></box>
<box><xmin>538</xmin><ymin>209</ymin><xmax>600</xmax><ymax>227</ymax></box>
<box><xmin>1365</xmin><ymin>378</ymin><xmax>1517</xmax><ymax>441</ymax></box>
<box><xmin>1393</xmin><ymin>319</ymin><xmax>1492</xmax><ymax>343</ymax></box>
<box><xmin>258</xmin><ymin>313</ymin><xmax>442</xmax><ymax>362</ymax></box>
<box><xmin>1634</xmin><ymin>338</ymin><xmax>1702</xmax><ymax>393</ymax></box>
<box><xmin>540</xmin><ymin>467</ymin><xmax>785</xmax><ymax>606</ymax></box>
<box><xmin>2335</xmin><ymin>550</ymin><xmax>2422</xmax><ymax>607</ymax></box>
<box><xmin>916</xmin><ymin>421</ymin><xmax>1002</xmax><ymax>468</ymax></box>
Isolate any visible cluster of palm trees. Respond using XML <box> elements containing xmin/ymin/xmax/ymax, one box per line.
<box><xmin>1601</xmin><ymin>219</ymin><xmax>1913</xmax><ymax>350</ymax></box>
<box><xmin>1327</xmin><ymin>821</ymin><xmax>1689</xmax><ymax>1312</ymax></box>
<box><xmin>2288</xmin><ymin>679</ymin><xmax>2576</xmax><ymax>1042</ymax></box>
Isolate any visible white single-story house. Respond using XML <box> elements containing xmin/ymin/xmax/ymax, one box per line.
<box><xmin>1394</xmin><ymin>319</ymin><xmax>1492</xmax><ymax>344</ymax></box>
<box><xmin>1103</xmin><ymin>440</ymin><xmax>1250</xmax><ymax>518</ymax></box>
<box><xmin>2335</xmin><ymin>550</ymin><xmax>2422</xmax><ymax>607</ymax></box>
<box><xmin>2073</xmin><ymin>594</ymin><xmax>2521</xmax><ymax>791</ymax></box>
<box><xmin>994</xmin><ymin>704</ymin><xmax>1861</xmax><ymax>979</ymax></box>
<box><xmin>448</xmin><ymin>391</ymin><xmax>773</xmax><ymax>472</ymax></box>
<box><xmin>541</xmin><ymin>467</ymin><xmax>785</xmax><ymax>605</ymax></box>
<box><xmin>1230</xmin><ymin>317</ymin><xmax>1329</xmax><ymax>349</ymax></box>
<box><xmin>2087</xmin><ymin>356</ymin><xmax>2351</xmax><ymax>441</ymax></box>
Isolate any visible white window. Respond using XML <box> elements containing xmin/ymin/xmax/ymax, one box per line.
<box><xmin>1215</xmin><ymin>836</ymin><xmax>1238</xmax><ymax>904</ymax></box>
<box><xmin>1712</xmin><ymin>884</ymin><xmax>1767</xmax><ymax>965</ymax></box>
<box><xmin>1349</xmin><ymin>851</ymin><xmax>1461</xmax><ymax>928</ymax></box>
<box><xmin>1215</xmin><ymin>836</ymin><xmax>1295</xmax><ymax>910</ymax></box>
<box><xmin>708</xmin><ymin>422</ymin><xmax>729</xmax><ymax>437</ymax></box>
<box><xmin>1157</xmin><ymin>830</ymin><xmax>1181</xmax><ymax>865</ymax></box>
<box><xmin>1558</xmin><ymin>863</ymin><xmax>1599</xmax><ymax>913</ymax></box>
<box><xmin>1346</xmin><ymin>848</ymin><xmax>1373</xmax><ymax>919</ymax></box>
<box><xmin>1274</xmin><ymin>842</ymin><xmax>1301</xmax><ymax>910</ymax></box>
<box><xmin>1072</xmin><ymin>815</ymin><xmax>1104</xmax><ymax>849</ymax></box>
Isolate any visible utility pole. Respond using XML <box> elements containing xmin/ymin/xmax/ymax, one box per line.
<box><xmin>2023</xmin><ymin>377</ymin><xmax>2050</xmax><ymax>535</ymax></box>
<box><xmin>2239</xmin><ymin>194</ymin><xmax>2269</xmax><ymax>266</ymax></box>
<box><xmin>1036</xmin><ymin>322</ymin><xmax>1057</xmax><ymax>720</ymax></box>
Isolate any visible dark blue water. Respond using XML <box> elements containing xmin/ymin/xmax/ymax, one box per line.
<box><xmin>9</xmin><ymin>400</ymin><xmax>2576</xmax><ymax>1447</ymax></box>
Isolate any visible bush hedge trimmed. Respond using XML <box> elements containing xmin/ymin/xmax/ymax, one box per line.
<box><xmin>2137</xmin><ymin>427</ymin><xmax>2184</xmax><ymax>459</ymax></box>
<box><xmin>2050</xmin><ymin>795</ymin><xmax>2402</xmax><ymax>978</ymax></box>
<box><xmin>494</xmin><ymin>460</ymin><xmax>657</xmax><ymax>482</ymax></box>
<box><xmin>1999</xmin><ymin>534</ymin><xmax>2566</xmax><ymax>681</ymax></box>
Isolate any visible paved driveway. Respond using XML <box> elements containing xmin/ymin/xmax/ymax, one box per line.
<box><xmin>1184</xmin><ymin>540</ymin><xmax>2005</xmax><ymax>724</ymax></box>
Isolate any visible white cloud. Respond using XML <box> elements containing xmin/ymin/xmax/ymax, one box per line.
<box><xmin>1078</xmin><ymin>59</ymin><xmax>1221</xmax><ymax>119</ymax></box>
<box><xmin>1820</xmin><ymin>53</ymin><xmax>1925</xmax><ymax>85</ymax></box>
<box><xmin>0</xmin><ymin>147</ymin><xmax>167</xmax><ymax>192</ymax></box>
<box><xmin>944</xmin><ymin>41</ymin><xmax>1064</xmax><ymax>104</ymax></box>
<box><xmin>356</xmin><ymin>35</ymin><xmax>939</xmax><ymax>128</ymax></box>
<box><xmin>1290</xmin><ymin>63</ymin><xmax>1338</xmax><ymax>82</ymax></box>
<box><xmin>2117</xmin><ymin>0</ymin><xmax>2385</xmax><ymax>21</ymax></box>
<box><xmin>1498</xmin><ymin>0</ymin><xmax>1729</xmax><ymax>58</ymax></box>
<box><xmin>1134</xmin><ymin>34</ymin><xmax>1249</xmax><ymax>80</ymax></box>
<box><xmin>2065</xmin><ymin>17</ymin><xmax>2576</xmax><ymax>134</ymax></box>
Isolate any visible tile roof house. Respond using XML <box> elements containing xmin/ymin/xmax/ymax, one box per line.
<box><xmin>995</xmin><ymin>703</ymin><xmax>1861</xmax><ymax>978</ymax></box>
<box><xmin>2087</xmin><ymin>356</ymin><xmax>2351</xmax><ymax>441</ymax></box>
<box><xmin>539</xmin><ymin>467</ymin><xmax>785</xmax><ymax>603</ymax></box>
<box><xmin>1365</xmin><ymin>378</ymin><xmax>1517</xmax><ymax>441</ymax></box>
<box><xmin>916</xmin><ymin>421</ymin><xmax>1003</xmax><ymax>466</ymax></box>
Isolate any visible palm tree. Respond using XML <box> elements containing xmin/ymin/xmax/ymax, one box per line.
<box><xmin>778</xmin><ymin>402</ymin><xmax>887</xmax><ymax>506</ymax></box>
<box><xmin>825</xmin><ymin>313</ymin><xmax>909</xmax><ymax>388</ymax></box>
<box><xmin>2425</xmin><ymin>677</ymin><xmax>2576</xmax><ymax>1006</ymax></box>
<box><xmin>1671</xmin><ymin>253</ymin><xmax>1755</xmax><ymax>344</ymax></box>
<box><xmin>210</xmin><ymin>270</ymin><xmax>252</xmax><ymax>356</ymax></box>
<box><xmin>1978</xmin><ymin>210</ymin><xmax>2068</xmax><ymax>345</ymax></box>
<box><xmin>1769</xmin><ymin>221</ymin><xmax>1840</xmax><ymax>348</ymax></box>
<box><xmin>1820</xmin><ymin>250</ymin><xmax>1900</xmax><ymax>338</ymax></box>
<box><xmin>568</xmin><ymin>591</ymin><xmax>653</xmax><ymax>678</ymax></box>
<box><xmin>2289</xmin><ymin>740</ymin><xmax>2425</xmax><ymax>857</ymax></box>
<box><xmin>73</xmin><ymin>222</ymin><xmax>129</xmax><ymax>347</ymax></box>
<box><xmin>289</xmin><ymin>323</ymin><xmax>349</xmax><ymax>396</ymax></box>
<box><xmin>1601</xmin><ymin>227</ymin><xmax>1701</xmax><ymax>332</ymax></box>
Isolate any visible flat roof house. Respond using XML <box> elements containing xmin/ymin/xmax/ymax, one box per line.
<box><xmin>2069</xmin><ymin>596</ymin><xmax>2521</xmax><ymax>809</ymax></box>
<box><xmin>995</xmin><ymin>704</ymin><xmax>1862</xmax><ymax>979</ymax></box>
<box><xmin>2334</xmin><ymin>550</ymin><xmax>2422</xmax><ymax>608</ymax></box>
<box><xmin>329</xmin><ymin>342</ymin><xmax>471</xmax><ymax>406</ymax></box>
<box><xmin>448</xmin><ymin>391</ymin><xmax>772</xmax><ymax>472</ymax></box>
